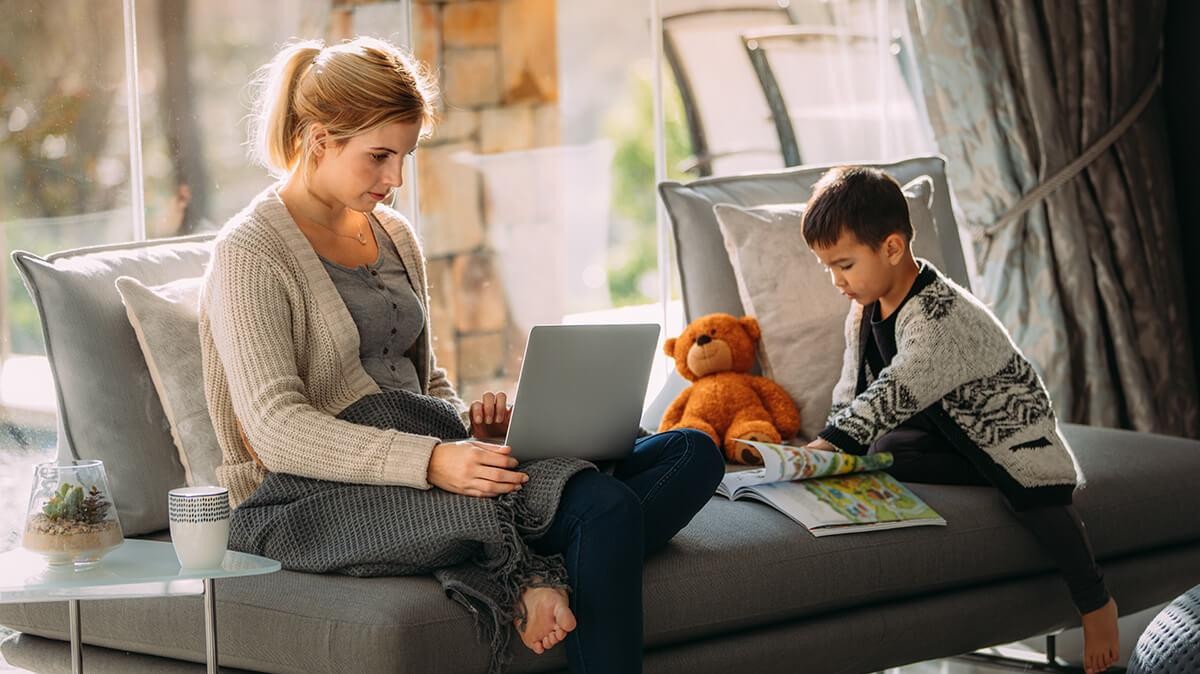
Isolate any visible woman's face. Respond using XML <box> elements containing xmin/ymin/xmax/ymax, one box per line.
<box><xmin>309</xmin><ymin>120</ymin><xmax>422</xmax><ymax>212</ymax></box>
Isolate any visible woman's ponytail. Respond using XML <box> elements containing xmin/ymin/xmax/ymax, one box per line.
<box><xmin>248</xmin><ymin>39</ymin><xmax>323</xmax><ymax>177</ymax></box>
<box><xmin>246</xmin><ymin>36</ymin><xmax>438</xmax><ymax>180</ymax></box>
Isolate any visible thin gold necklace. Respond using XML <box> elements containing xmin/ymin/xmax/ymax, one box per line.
<box><xmin>303</xmin><ymin>186</ymin><xmax>369</xmax><ymax>245</ymax></box>
<box><xmin>310</xmin><ymin>211</ymin><xmax>369</xmax><ymax>246</ymax></box>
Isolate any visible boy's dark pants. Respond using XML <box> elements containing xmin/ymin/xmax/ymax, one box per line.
<box><xmin>870</xmin><ymin>426</ymin><xmax>1111</xmax><ymax>615</ymax></box>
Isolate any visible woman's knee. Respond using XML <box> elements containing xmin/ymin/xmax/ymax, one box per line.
<box><xmin>669</xmin><ymin>429</ymin><xmax>725</xmax><ymax>484</ymax></box>
<box><xmin>564</xmin><ymin>471</ymin><xmax>642</xmax><ymax>526</ymax></box>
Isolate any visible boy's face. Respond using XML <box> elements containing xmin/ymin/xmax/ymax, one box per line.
<box><xmin>810</xmin><ymin>231</ymin><xmax>906</xmax><ymax>306</ymax></box>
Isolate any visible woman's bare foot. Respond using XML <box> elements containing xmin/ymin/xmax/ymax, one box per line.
<box><xmin>1081</xmin><ymin>597</ymin><xmax>1120</xmax><ymax>673</ymax></box>
<box><xmin>514</xmin><ymin>585</ymin><xmax>577</xmax><ymax>655</ymax></box>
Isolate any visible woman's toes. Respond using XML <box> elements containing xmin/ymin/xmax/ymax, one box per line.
<box><xmin>555</xmin><ymin>603</ymin><xmax>578</xmax><ymax>633</ymax></box>
<box><xmin>514</xmin><ymin>584</ymin><xmax>576</xmax><ymax>655</ymax></box>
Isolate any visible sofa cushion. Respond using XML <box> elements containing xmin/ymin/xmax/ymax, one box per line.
<box><xmin>660</xmin><ymin>155</ymin><xmax>972</xmax><ymax>321</ymax></box>
<box><xmin>4</xmin><ymin>423</ymin><xmax>1199</xmax><ymax>673</ymax></box>
<box><xmin>11</xmin><ymin>235</ymin><xmax>215</xmax><ymax>535</ymax></box>
<box><xmin>6</xmin><ymin>546</ymin><xmax>1200</xmax><ymax>674</ymax></box>
<box><xmin>116</xmin><ymin>275</ymin><xmax>220</xmax><ymax>487</ymax></box>
<box><xmin>713</xmin><ymin>176</ymin><xmax>944</xmax><ymax>440</ymax></box>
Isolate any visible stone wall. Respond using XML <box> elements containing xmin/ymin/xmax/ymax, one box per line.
<box><xmin>329</xmin><ymin>0</ymin><xmax>560</xmax><ymax>403</ymax></box>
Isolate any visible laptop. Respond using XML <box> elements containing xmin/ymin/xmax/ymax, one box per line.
<box><xmin>504</xmin><ymin>323</ymin><xmax>660</xmax><ymax>462</ymax></box>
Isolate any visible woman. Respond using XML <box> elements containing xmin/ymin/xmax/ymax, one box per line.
<box><xmin>198</xmin><ymin>36</ymin><xmax>724</xmax><ymax>673</ymax></box>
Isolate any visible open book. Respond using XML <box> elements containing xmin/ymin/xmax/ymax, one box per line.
<box><xmin>717</xmin><ymin>439</ymin><xmax>946</xmax><ymax>537</ymax></box>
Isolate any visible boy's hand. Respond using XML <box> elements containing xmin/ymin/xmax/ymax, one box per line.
<box><xmin>470</xmin><ymin>391</ymin><xmax>512</xmax><ymax>440</ymax></box>
<box><xmin>805</xmin><ymin>437</ymin><xmax>840</xmax><ymax>453</ymax></box>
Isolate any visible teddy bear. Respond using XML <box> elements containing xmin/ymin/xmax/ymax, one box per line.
<box><xmin>658</xmin><ymin>313</ymin><xmax>801</xmax><ymax>465</ymax></box>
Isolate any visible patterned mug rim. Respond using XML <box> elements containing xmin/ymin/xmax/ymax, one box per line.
<box><xmin>169</xmin><ymin>486</ymin><xmax>228</xmax><ymax>498</ymax></box>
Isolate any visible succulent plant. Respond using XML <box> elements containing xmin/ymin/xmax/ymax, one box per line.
<box><xmin>42</xmin><ymin>483</ymin><xmax>111</xmax><ymax>525</ymax></box>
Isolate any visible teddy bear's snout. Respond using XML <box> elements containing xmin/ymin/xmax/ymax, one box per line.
<box><xmin>697</xmin><ymin>334</ymin><xmax>712</xmax><ymax>346</ymax></box>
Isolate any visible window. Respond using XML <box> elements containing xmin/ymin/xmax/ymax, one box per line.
<box><xmin>404</xmin><ymin>0</ymin><xmax>686</xmax><ymax>405</ymax></box>
<box><xmin>1</xmin><ymin>1</ymin><xmax>132</xmax><ymax>456</ymax></box>
<box><xmin>136</xmin><ymin>0</ymin><xmax>333</xmax><ymax>239</ymax></box>
<box><xmin>662</xmin><ymin>0</ymin><xmax>932</xmax><ymax>176</ymax></box>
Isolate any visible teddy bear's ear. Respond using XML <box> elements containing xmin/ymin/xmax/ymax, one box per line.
<box><xmin>663</xmin><ymin>337</ymin><xmax>677</xmax><ymax>356</ymax></box>
<box><xmin>739</xmin><ymin>316</ymin><xmax>762</xmax><ymax>341</ymax></box>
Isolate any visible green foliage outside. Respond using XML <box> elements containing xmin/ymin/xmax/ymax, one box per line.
<box><xmin>603</xmin><ymin>65</ymin><xmax>692</xmax><ymax>307</ymax></box>
<box><xmin>0</xmin><ymin>2</ymin><xmax>128</xmax><ymax>356</ymax></box>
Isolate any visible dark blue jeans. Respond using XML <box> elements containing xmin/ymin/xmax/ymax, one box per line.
<box><xmin>529</xmin><ymin>429</ymin><xmax>724</xmax><ymax>674</ymax></box>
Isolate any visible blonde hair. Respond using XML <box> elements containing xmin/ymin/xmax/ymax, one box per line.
<box><xmin>247</xmin><ymin>36</ymin><xmax>439</xmax><ymax>179</ymax></box>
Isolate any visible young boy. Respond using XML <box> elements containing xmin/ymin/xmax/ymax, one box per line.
<box><xmin>800</xmin><ymin>166</ymin><xmax>1119</xmax><ymax>674</ymax></box>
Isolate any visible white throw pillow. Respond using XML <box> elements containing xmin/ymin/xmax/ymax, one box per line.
<box><xmin>713</xmin><ymin>176</ymin><xmax>944</xmax><ymax>440</ymax></box>
<box><xmin>115</xmin><ymin>276</ymin><xmax>221</xmax><ymax>487</ymax></box>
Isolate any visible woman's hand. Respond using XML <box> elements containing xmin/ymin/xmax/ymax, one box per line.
<box><xmin>470</xmin><ymin>391</ymin><xmax>512</xmax><ymax>440</ymax></box>
<box><xmin>427</xmin><ymin>440</ymin><xmax>528</xmax><ymax>498</ymax></box>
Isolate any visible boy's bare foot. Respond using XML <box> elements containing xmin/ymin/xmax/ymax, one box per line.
<box><xmin>514</xmin><ymin>585</ymin><xmax>576</xmax><ymax>655</ymax></box>
<box><xmin>1081</xmin><ymin>597</ymin><xmax>1120</xmax><ymax>673</ymax></box>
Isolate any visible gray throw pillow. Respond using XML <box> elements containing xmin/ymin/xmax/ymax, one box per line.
<box><xmin>116</xmin><ymin>276</ymin><xmax>220</xmax><ymax>488</ymax></box>
<box><xmin>11</xmin><ymin>235</ymin><xmax>214</xmax><ymax>535</ymax></box>
<box><xmin>658</xmin><ymin>156</ymin><xmax>971</xmax><ymax>322</ymax></box>
<box><xmin>713</xmin><ymin>177</ymin><xmax>942</xmax><ymax>440</ymax></box>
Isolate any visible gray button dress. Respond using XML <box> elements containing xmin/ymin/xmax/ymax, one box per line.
<box><xmin>319</xmin><ymin>215</ymin><xmax>426</xmax><ymax>394</ymax></box>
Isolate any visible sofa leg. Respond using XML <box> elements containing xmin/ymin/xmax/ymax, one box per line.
<box><xmin>950</xmin><ymin>636</ymin><xmax>1126</xmax><ymax>673</ymax></box>
<box><xmin>69</xmin><ymin>599</ymin><xmax>81</xmax><ymax>674</ymax></box>
<box><xmin>204</xmin><ymin>578</ymin><xmax>217</xmax><ymax>674</ymax></box>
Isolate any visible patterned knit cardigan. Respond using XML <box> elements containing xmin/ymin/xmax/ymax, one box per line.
<box><xmin>818</xmin><ymin>263</ymin><xmax>1083</xmax><ymax>502</ymax></box>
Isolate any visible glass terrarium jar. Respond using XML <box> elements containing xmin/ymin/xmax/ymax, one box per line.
<box><xmin>22</xmin><ymin>460</ymin><xmax>124</xmax><ymax>568</ymax></box>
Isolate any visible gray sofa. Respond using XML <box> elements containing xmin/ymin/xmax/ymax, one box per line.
<box><xmin>5</xmin><ymin>156</ymin><xmax>1200</xmax><ymax>673</ymax></box>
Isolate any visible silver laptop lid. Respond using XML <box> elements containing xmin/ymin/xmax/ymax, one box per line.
<box><xmin>504</xmin><ymin>323</ymin><xmax>660</xmax><ymax>462</ymax></box>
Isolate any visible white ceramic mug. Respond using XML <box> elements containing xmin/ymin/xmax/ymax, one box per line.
<box><xmin>168</xmin><ymin>486</ymin><xmax>230</xmax><ymax>569</ymax></box>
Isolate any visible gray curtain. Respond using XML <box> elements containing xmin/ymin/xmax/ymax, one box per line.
<box><xmin>906</xmin><ymin>0</ymin><xmax>1199</xmax><ymax>437</ymax></box>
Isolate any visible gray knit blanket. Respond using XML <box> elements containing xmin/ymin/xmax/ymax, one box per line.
<box><xmin>228</xmin><ymin>389</ymin><xmax>594</xmax><ymax>674</ymax></box>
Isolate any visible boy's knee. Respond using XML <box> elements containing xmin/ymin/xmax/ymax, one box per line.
<box><xmin>869</xmin><ymin>428</ymin><xmax>936</xmax><ymax>456</ymax></box>
<box><xmin>869</xmin><ymin>433</ymin><xmax>898</xmax><ymax>456</ymax></box>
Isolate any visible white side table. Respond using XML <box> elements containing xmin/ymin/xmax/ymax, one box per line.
<box><xmin>0</xmin><ymin>539</ymin><xmax>280</xmax><ymax>674</ymax></box>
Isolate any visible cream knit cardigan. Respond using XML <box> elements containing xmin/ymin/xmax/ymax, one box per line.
<box><xmin>199</xmin><ymin>184</ymin><xmax>467</xmax><ymax>509</ymax></box>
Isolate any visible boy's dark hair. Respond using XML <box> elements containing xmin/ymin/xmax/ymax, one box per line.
<box><xmin>802</xmin><ymin>166</ymin><xmax>913</xmax><ymax>250</ymax></box>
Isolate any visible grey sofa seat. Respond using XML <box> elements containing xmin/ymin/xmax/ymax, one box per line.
<box><xmin>4</xmin><ymin>424</ymin><xmax>1200</xmax><ymax>674</ymax></box>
